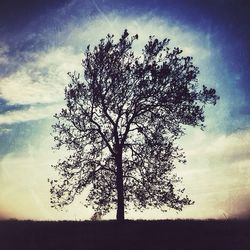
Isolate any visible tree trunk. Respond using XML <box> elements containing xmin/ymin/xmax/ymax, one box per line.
<box><xmin>115</xmin><ymin>147</ymin><xmax>125</xmax><ymax>222</ymax></box>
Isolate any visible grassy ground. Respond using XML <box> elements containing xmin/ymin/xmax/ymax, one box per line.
<box><xmin>0</xmin><ymin>219</ymin><xmax>249</xmax><ymax>250</ymax></box>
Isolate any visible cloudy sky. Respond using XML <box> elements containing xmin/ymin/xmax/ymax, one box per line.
<box><xmin>0</xmin><ymin>0</ymin><xmax>249</xmax><ymax>220</ymax></box>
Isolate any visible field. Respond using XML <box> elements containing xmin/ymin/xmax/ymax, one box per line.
<box><xmin>0</xmin><ymin>219</ymin><xmax>249</xmax><ymax>250</ymax></box>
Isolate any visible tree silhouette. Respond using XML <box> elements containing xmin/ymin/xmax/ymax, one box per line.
<box><xmin>49</xmin><ymin>30</ymin><xmax>219</xmax><ymax>222</ymax></box>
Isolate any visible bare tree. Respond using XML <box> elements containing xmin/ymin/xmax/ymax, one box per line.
<box><xmin>49</xmin><ymin>30</ymin><xmax>219</xmax><ymax>222</ymax></box>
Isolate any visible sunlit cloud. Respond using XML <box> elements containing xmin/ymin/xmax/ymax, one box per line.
<box><xmin>177</xmin><ymin>127</ymin><xmax>250</xmax><ymax>219</ymax></box>
<box><xmin>1</xmin><ymin>126</ymin><xmax>249</xmax><ymax>220</ymax></box>
<box><xmin>66</xmin><ymin>13</ymin><xmax>214</xmax><ymax>62</ymax></box>
<box><xmin>0</xmin><ymin>47</ymin><xmax>82</xmax><ymax>106</ymax></box>
<box><xmin>0</xmin><ymin>135</ymin><xmax>94</xmax><ymax>220</ymax></box>
<box><xmin>0</xmin><ymin>104</ymin><xmax>60</xmax><ymax>124</ymax></box>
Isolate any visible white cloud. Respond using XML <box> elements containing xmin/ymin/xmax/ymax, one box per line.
<box><xmin>0</xmin><ymin>46</ymin><xmax>82</xmax><ymax>106</ymax></box>
<box><xmin>0</xmin><ymin>130</ymin><xmax>93</xmax><ymax>220</ymax></box>
<box><xmin>65</xmin><ymin>13</ymin><xmax>213</xmax><ymax>62</ymax></box>
<box><xmin>175</xmin><ymin>127</ymin><xmax>250</xmax><ymax>219</ymax></box>
<box><xmin>0</xmin><ymin>104</ymin><xmax>60</xmax><ymax>125</ymax></box>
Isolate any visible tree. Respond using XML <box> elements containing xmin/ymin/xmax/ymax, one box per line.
<box><xmin>49</xmin><ymin>30</ymin><xmax>219</xmax><ymax>222</ymax></box>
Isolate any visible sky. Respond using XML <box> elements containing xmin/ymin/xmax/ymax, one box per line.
<box><xmin>0</xmin><ymin>0</ymin><xmax>250</xmax><ymax>220</ymax></box>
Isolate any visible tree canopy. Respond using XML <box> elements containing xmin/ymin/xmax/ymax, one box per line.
<box><xmin>49</xmin><ymin>29</ymin><xmax>219</xmax><ymax>221</ymax></box>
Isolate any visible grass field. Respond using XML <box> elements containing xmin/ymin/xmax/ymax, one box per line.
<box><xmin>0</xmin><ymin>219</ymin><xmax>249</xmax><ymax>250</ymax></box>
